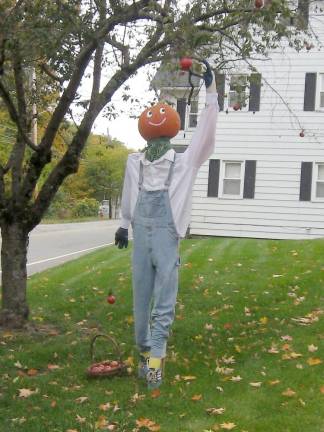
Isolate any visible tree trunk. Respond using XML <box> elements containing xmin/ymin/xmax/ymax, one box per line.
<box><xmin>0</xmin><ymin>222</ymin><xmax>29</xmax><ymax>329</ymax></box>
<box><xmin>109</xmin><ymin>197</ymin><xmax>112</xmax><ymax>219</ymax></box>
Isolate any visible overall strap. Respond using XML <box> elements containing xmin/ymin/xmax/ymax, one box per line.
<box><xmin>164</xmin><ymin>152</ymin><xmax>176</xmax><ymax>189</ymax></box>
<box><xmin>138</xmin><ymin>161</ymin><xmax>144</xmax><ymax>189</ymax></box>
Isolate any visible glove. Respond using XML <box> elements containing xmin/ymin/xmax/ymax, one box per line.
<box><xmin>202</xmin><ymin>60</ymin><xmax>216</xmax><ymax>93</ymax></box>
<box><xmin>115</xmin><ymin>227</ymin><xmax>128</xmax><ymax>249</ymax></box>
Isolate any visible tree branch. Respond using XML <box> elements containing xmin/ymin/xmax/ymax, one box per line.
<box><xmin>20</xmin><ymin>0</ymin><xmax>154</xmax><ymax>206</ymax></box>
<box><xmin>0</xmin><ymin>80</ymin><xmax>39</xmax><ymax>152</ymax></box>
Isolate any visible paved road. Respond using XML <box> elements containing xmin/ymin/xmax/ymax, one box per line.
<box><xmin>0</xmin><ymin>220</ymin><xmax>122</xmax><ymax>276</ymax></box>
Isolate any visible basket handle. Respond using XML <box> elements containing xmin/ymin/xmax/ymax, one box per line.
<box><xmin>90</xmin><ymin>334</ymin><xmax>123</xmax><ymax>363</ymax></box>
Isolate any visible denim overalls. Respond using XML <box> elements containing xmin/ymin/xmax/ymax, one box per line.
<box><xmin>132</xmin><ymin>155</ymin><xmax>180</xmax><ymax>359</ymax></box>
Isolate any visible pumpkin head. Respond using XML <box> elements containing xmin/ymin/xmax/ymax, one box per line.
<box><xmin>138</xmin><ymin>103</ymin><xmax>181</xmax><ymax>141</ymax></box>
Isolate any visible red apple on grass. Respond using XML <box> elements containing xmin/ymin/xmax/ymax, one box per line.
<box><xmin>255</xmin><ymin>0</ymin><xmax>264</xmax><ymax>8</ymax></box>
<box><xmin>107</xmin><ymin>291</ymin><xmax>116</xmax><ymax>304</ymax></box>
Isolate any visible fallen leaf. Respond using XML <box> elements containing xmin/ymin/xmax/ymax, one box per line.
<box><xmin>50</xmin><ymin>400</ymin><xmax>57</xmax><ymax>408</ymax></box>
<box><xmin>259</xmin><ymin>317</ymin><xmax>268</xmax><ymax>325</ymax></box>
<box><xmin>282</xmin><ymin>388</ymin><xmax>296</xmax><ymax>397</ymax></box>
<box><xmin>99</xmin><ymin>402</ymin><xmax>111</xmax><ymax>411</ymax></box>
<box><xmin>18</xmin><ymin>388</ymin><xmax>38</xmax><ymax>398</ymax></box>
<box><xmin>27</xmin><ymin>369</ymin><xmax>38</xmax><ymax>376</ymax></box>
<box><xmin>282</xmin><ymin>352</ymin><xmax>302</xmax><ymax>360</ymax></box>
<box><xmin>124</xmin><ymin>356</ymin><xmax>134</xmax><ymax>367</ymax></box>
<box><xmin>220</xmin><ymin>422</ymin><xmax>236</xmax><ymax>430</ymax></box>
<box><xmin>151</xmin><ymin>389</ymin><xmax>161</xmax><ymax>399</ymax></box>
<box><xmin>47</xmin><ymin>364</ymin><xmax>60</xmax><ymax>370</ymax></box>
<box><xmin>75</xmin><ymin>396</ymin><xmax>88</xmax><ymax>404</ymax></box>
<box><xmin>136</xmin><ymin>417</ymin><xmax>160</xmax><ymax>431</ymax></box>
<box><xmin>230</xmin><ymin>376</ymin><xmax>242</xmax><ymax>382</ymax></box>
<box><xmin>268</xmin><ymin>380</ymin><xmax>280</xmax><ymax>386</ymax></box>
<box><xmin>66</xmin><ymin>429</ymin><xmax>79</xmax><ymax>432</ymax></box>
<box><xmin>307</xmin><ymin>357</ymin><xmax>322</xmax><ymax>366</ymax></box>
<box><xmin>95</xmin><ymin>416</ymin><xmax>109</xmax><ymax>430</ymax></box>
<box><xmin>308</xmin><ymin>344</ymin><xmax>318</xmax><ymax>352</ymax></box>
<box><xmin>320</xmin><ymin>385</ymin><xmax>324</xmax><ymax>394</ymax></box>
<box><xmin>206</xmin><ymin>407</ymin><xmax>225</xmax><ymax>415</ymax></box>
<box><xmin>191</xmin><ymin>394</ymin><xmax>202</xmax><ymax>401</ymax></box>
<box><xmin>76</xmin><ymin>415</ymin><xmax>86</xmax><ymax>424</ymax></box>
<box><xmin>182</xmin><ymin>375</ymin><xmax>196</xmax><ymax>381</ymax></box>
<box><xmin>249</xmin><ymin>382</ymin><xmax>262</xmax><ymax>388</ymax></box>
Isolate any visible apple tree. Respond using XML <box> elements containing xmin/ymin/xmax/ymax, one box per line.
<box><xmin>0</xmin><ymin>0</ymin><xmax>308</xmax><ymax>328</ymax></box>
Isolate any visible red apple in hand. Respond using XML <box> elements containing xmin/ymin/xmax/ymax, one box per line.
<box><xmin>255</xmin><ymin>0</ymin><xmax>264</xmax><ymax>8</ymax></box>
<box><xmin>179</xmin><ymin>57</ymin><xmax>193</xmax><ymax>71</ymax></box>
<box><xmin>233</xmin><ymin>102</ymin><xmax>241</xmax><ymax>111</ymax></box>
<box><xmin>107</xmin><ymin>292</ymin><xmax>116</xmax><ymax>304</ymax></box>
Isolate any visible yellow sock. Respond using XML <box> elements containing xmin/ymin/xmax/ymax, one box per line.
<box><xmin>140</xmin><ymin>351</ymin><xmax>150</xmax><ymax>359</ymax></box>
<box><xmin>149</xmin><ymin>357</ymin><xmax>161</xmax><ymax>369</ymax></box>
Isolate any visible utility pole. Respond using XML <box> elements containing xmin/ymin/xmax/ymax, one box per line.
<box><xmin>31</xmin><ymin>67</ymin><xmax>37</xmax><ymax>146</ymax></box>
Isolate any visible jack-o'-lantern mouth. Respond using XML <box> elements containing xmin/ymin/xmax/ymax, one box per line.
<box><xmin>148</xmin><ymin>117</ymin><xmax>166</xmax><ymax>127</ymax></box>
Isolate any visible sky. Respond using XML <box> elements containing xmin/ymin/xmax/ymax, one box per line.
<box><xmin>90</xmin><ymin>67</ymin><xmax>156</xmax><ymax>151</ymax></box>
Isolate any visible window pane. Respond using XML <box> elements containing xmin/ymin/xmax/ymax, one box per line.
<box><xmin>320</xmin><ymin>92</ymin><xmax>324</xmax><ymax>108</ymax></box>
<box><xmin>321</xmin><ymin>74</ymin><xmax>324</xmax><ymax>91</ymax></box>
<box><xmin>316</xmin><ymin>182</ymin><xmax>324</xmax><ymax>198</ymax></box>
<box><xmin>189</xmin><ymin>114</ymin><xmax>197</xmax><ymax>128</ymax></box>
<box><xmin>318</xmin><ymin>165</ymin><xmax>324</xmax><ymax>180</ymax></box>
<box><xmin>223</xmin><ymin>179</ymin><xmax>241</xmax><ymax>195</ymax></box>
<box><xmin>229</xmin><ymin>75</ymin><xmax>248</xmax><ymax>108</ymax></box>
<box><xmin>225</xmin><ymin>163</ymin><xmax>241</xmax><ymax>178</ymax></box>
<box><xmin>190</xmin><ymin>100</ymin><xmax>198</xmax><ymax>113</ymax></box>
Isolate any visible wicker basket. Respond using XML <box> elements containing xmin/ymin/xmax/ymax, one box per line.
<box><xmin>86</xmin><ymin>334</ymin><xmax>127</xmax><ymax>378</ymax></box>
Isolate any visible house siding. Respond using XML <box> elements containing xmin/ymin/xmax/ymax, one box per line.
<box><xmin>171</xmin><ymin>2</ymin><xmax>324</xmax><ymax>240</ymax></box>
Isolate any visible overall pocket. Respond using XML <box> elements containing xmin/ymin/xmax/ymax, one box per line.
<box><xmin>138</xmin><ymin>195</ymin><xmax>166</xmax><ymax>218</ymax></box>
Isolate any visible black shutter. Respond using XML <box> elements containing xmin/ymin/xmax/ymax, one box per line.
<box><xmin>207</xmin><ymin>159</ymin><xmax>220</xmax><ymax>197</ymax></box>
<box><xmin>249</xmin><ymin>74</ymin><xmax>261</xmax><ymax>112</ymax></box>
<box><xmin>215</xmin><ymin>73</ymin><xmax>225</xmax><ymax>111</ymax></box>
<box><xmin>304</xmin><ymin>73</ymin><xmax>317</xmax><ymax>111</ymax></box>
<box><xmin>176</xmin><ymin>98</ymin><xmax>187</xmax><ymax>130</ymax></box>
<box><xmin>297</xmin><ymin>0</ymin><xmax>309</xmax><ymax>29</ymax></box>
<box><xmin>299</xmin><ymin>162</ymin><xmax>313</xmax><ymax>201</ymax></box>
<box><xmin>243</xmin><ymin>160</ymin><xmax>256</xmax><ymax>199</ymax></box>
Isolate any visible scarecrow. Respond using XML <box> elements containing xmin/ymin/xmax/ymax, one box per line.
<box><xmin>115</xmin><ymin>59</ymin><xmax>219</xmax><ymax>389</ymax></box>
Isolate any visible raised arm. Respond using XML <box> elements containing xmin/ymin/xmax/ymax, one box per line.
<box><xmin>182</xmin><ymin>65</ymin><xmax>219</xmax><ymax>169</ymax></box>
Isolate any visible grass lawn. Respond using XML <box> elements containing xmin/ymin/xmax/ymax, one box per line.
<box><xmin>0</xmin><ymin>237</ymin><xmax>323</xmax><ymax>432</ymax></box>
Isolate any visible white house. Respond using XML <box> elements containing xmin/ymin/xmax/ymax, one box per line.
<box><xmin>154</xmin><ymin>0</ymin><xmax>324</xmax><ymax>240</ymax></box>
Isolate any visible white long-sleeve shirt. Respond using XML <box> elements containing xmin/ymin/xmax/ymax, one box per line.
<box><xmin>120</xmin><ymin>92</ymin><xmax>219</xmax><ymax>238</ymax></box>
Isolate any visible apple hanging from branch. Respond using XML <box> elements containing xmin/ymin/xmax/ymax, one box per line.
<box><xmin>255</xmin><ymin>0</ymin><xmax>264</xmax><ymax>9</ymax></box>
<box><xmin>179</xmin><ymin>57</ymin><xmax>193</xmax><ymax>71</ymax></box>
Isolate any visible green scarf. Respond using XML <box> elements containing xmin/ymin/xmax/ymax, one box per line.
<box><xmin>143</xmin><ymin>137</ymin><xmax>172</xmax><ymax>162</ymax></box>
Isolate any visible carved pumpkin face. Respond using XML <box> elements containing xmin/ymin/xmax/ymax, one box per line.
<box><xmin>138</xmin><ymin>103</ymin><xmax>181</xmax><ymax>141</ymax></box>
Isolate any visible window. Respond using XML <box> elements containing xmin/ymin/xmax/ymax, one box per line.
<box><xmin>318</xmin><ymin>73</ymin><xmax>324</xmax><ymax>110</ymax></box>
<box><xmin>304</xmin><ymin>73</ymin><xmax>324</xmax><ymax>111</ymax></box>
<box><xmin>208</xmin><ymin>159</ymin><xmax>256</xmax><ymax>199</ymax></box>
<box><xmin>313</xmin><ymin>163</ymin><xmax>324</xmax><ymax>200</ymax></box>
<box><xmin>220</xmin><ymin>161</ymin><xmax>245</xmax><ymax>198</ymax></box>
<box><xmin>187</xmin><ymin>97</ymin><xmax>198</xmax><ymax>128</ymax></box>
<box><xmin>227</xmin><ymin>75</ymin><xmax>249</xmax><ymax>111</ymax></box>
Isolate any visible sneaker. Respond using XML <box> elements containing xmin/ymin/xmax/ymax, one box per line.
<box><xmin>138</xmin><ymin>355</ymin><xmax>150</xmax><ymax>379</ymax></box>
<box><xmin>146</xmin><ymin>367</ymin><xmax>163</xmax><ymax>389</ymax></box>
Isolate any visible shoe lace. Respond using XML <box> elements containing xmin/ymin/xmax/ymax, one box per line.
<box><xmin>147</xmin><ymin>368</ymin><xmax>162</xmax><ymax>383</ymax></box>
